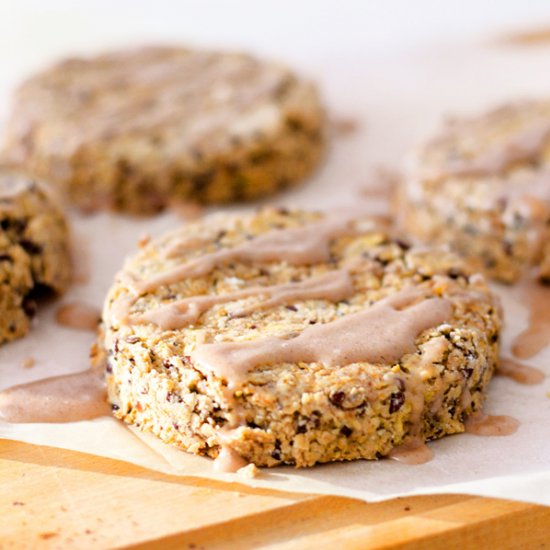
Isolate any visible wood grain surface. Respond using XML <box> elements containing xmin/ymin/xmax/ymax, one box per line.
<box><xmin>1</xmin><ymin>439</ymin><xmax>549</xmax><ymax>549</ymax></box>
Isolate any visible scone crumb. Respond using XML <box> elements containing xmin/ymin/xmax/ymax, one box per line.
<box><xmin>331</xmin><ymin>116</ymin><xmax>359</xmax><ymax>136</ymax></box>
<box><xmin>137</xmin><ymin>234</ymin><xmax>151</xmax><ymax>248</ymax></box>
<box><xmin>21</xmin><ymin>357</ymin><xmax>36</xmax><ymax>369</ymax></box>
<box><xmin>237</xmin><ymin>463</ymin><xmax>260</xmax><ymax>479</ymax></box>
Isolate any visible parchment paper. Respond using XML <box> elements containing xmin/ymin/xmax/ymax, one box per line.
<box><xmin>1</xmin><ymin>37</ymin><xmax>550</xmax><ymax>506</ymax></box>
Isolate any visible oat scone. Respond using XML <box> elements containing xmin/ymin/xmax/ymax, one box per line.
<box><xmin>101</xmin><ymin>208</ymin><xmax>500</xmax><ymax>468</ymax></box>
<box><xmin>401</xmin><ymin>100</ymin><xmax>550</xmax><ymax>283</ymax></box>
<box><xmin>3</xmin><ymin>47</ymin><xmax>326</xmax><ymax>214</ymax></box>
<box><xmin>0</xmin><ymin>171</ymin><xmax>71</xmax><ymax>344</ymax></box>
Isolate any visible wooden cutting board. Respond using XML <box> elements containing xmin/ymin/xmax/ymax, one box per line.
<box><xmin>1</xmin><ymin>439</ymin><xmax>549</xmax><ymax>549</ymax></box>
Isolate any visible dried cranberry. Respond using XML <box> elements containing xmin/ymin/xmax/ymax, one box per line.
<box><xmin>22</xmin><ymin>297</ymin><xmax>37</xmax><ymax>318</ymax></box>
<box><xmin>460</xmin><ymin>367</ymin><xmax>474</xmax><ymax>379</ymax></box>
<box><xmin>447</xmin><ymin>267</ymin><xmax>464</xmax><ymax>280</ymax></box>
<box><xmin>20</xmin><ymin>239</ymin><xmax>42</xmax><ymax>255</ymax></box>
<box><xmin>329</xmin><ymin>391</ymin><xmax>346</xmax><ymax>407</ymax></box>
<box><xmin>395</xmin><ymin>239</ymin><xmax>411</xmax><ymax>251</ymax></box>
<box><xmin>389</xmin><ymin>392</ymin><xmax>405</xmax><ymax>414</ymax></box>
<box><xmin>340</xmin><ymin>425</ymin><xmax>353</xmax><ymax>437</ymax></box>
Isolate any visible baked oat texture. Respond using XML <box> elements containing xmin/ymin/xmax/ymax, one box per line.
<box><xmin>2</xmin><ymin>47</ymin><xmax>326</xmax><ymax>214</ymax></box>
<box><xmin>102</xmin><ymin>208</ymin><xmax>500</xmax><ymax>468</ymax></box>
<box><xmin>0</xmin><ymin>171</ymin><xmax>71</xmax><ymax>344</ymax></box>
<box><xmin>401</xmin><ymin>100</ymin><xmax>550</xmax><ymax>283</ymax></box>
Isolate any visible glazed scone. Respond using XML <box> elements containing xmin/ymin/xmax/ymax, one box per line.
<box><xmin>3</xmin><ymin>46</ymin><xmax>326</xmax><ymax>214</ymax></box>
<box><xmin>401</xmin><ymin>100</ymin><xmax>550</xmax><ymax>284</ymax></box>
<box><xmin>0</xmin><ymin>171</ymin><xmax>71</xmax><ymax>344</ymax></box>
<box><xmin>101</xmin><ymin>207</ymin><xmax>500</xmax><ymax>468</ymax></box>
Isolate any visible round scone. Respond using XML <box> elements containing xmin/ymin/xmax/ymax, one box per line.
<box><xmin>102</xmin><ymin>207</ymin><xmax>500</xmax><ymax>468</ymax></box>
<box><xmin>3</xmin><ymin>46</ymin><xmax>325</xmax><ymax>214</ymax></box>
<box><xmin>401</xmin><ymin>100</ymin><xmax>550</xmax><ymax>284</ymax></box>
<box><xmin>0</xmin><ymin>171</ymin><xmax>71</xmax><ymax>344</ymax></box>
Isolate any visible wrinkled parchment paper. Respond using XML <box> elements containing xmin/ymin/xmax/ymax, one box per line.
<box><xmin>1</xmin><ymin>38</ymin><xmax>549</xmax><ymax>505</ymax></box>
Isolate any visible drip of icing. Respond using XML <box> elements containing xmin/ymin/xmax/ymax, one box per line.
<box><xmin>498</xmin><ymin>358</ymin><xmax>545</xmax><ymax>385</ymax></box>
<box><xmin>169</xmin><ymin>201</ymin><xmax>204</xmax><ymax>221</ymax></box>
<box><xmin>511</xmin><ymin>279</ymin><xmax>550</xmax><ymax>359</ymax></box>
<box><xmin>130</xmin><ymin>269</ymin><xmax>354</xmax><ymax>330</ymax></box>
<box><xmin>464</xmin><ymin>413</ymin><xmax>520</xmax><ymax>436</ymax></box>
<box><xmin>436</xmin><ymin>122</ymin><xmax>550</xmax><ymax>179</ymax></box>
<box><xmin>162</xmin><ymin>236</ymin><xmax>211</xmax><ymax>259</ymax></box>
<box><xmin>212</xmin><ymin>445</ymin><xmax>249</xmax><ymax>473</ymax></box>
<box><xmin>108</xmin><ymin>294</ymin><xmax>137</xmax><ymax>326</ymax></box>
<box><xmin>191</xmin><ymin>287</ymin><xmax>452</xmax><ymax>387</ymax></box>
<box><xmin>0</xmin><ymin>367</ymin><xmax>109</xmax><ymax>423</ymax></box>
<box><xmin>388</xmin><ymin>439</ymin><xmax>433</xmax><ymax>465</ymax></box>
<box><xmin>56</xmin><ymin>302</ymin><xmax>101</xmax><ymax>332</ymax></box>
<box><xmin>132</xmin><ymin>213</ymin><xmax>359</xmax><ymax>294</ymax></box>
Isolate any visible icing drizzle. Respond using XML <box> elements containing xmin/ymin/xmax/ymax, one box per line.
<box><xmin>129</xmin><ymin>268</ymin><xmax>354</xmax><ymax>330</ymax></box>
<box><xmin>132</xmin><ymin>214</ymin><xmax>357</xmax><ymax>294</ymax></box>
<box><xmin>191</xmin><ymin>287</ymin><xmax>452</xmax><ymax>387</ymax></box>
<box><xmin>0</xmin><ymin>366</ymin><xmax>109</xmax><ymax>424</ymax></box>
